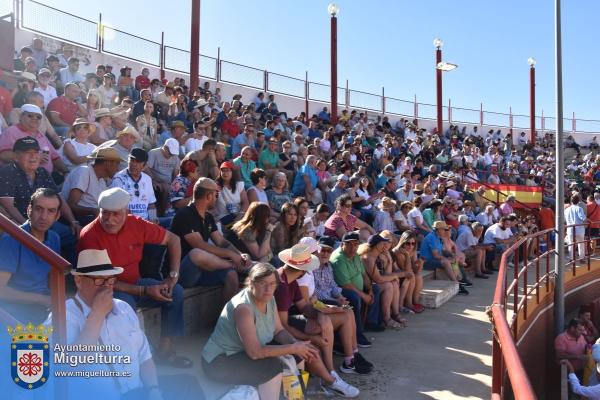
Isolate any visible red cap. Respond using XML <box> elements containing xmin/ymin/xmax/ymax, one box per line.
<box><xmin>220</xmin><ymin>161</ymin><xmax>235</xmax><ymax>170</ymax></box>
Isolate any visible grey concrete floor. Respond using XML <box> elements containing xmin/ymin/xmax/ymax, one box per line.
<box><xmin>158</xmin><ymin>275</ymin><xmax>497</xmax><ymax>399</ymax></box>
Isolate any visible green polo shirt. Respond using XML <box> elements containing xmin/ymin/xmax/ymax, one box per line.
<box><xmin>330</xmin><ymin>248</ymin><xmax>364</xmax><ymax>291</ymax></box>
<box><xmin>258</xmin><ymin>149</ymin><xmax>279</xmax><ymax>169</ymax></box>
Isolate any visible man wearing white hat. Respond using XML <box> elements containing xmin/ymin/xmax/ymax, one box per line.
<box><xmin>61</xmin><ymin>147</ymin><xmax>122</xmax><ymax>224</ymax></box>
<box><xmin>34</xmin><ymin>67</ymin><xmax>57</xmax><ymax>107</ymax></box>
<box><xmin>146</xmin><ymin>138</ymin><xmax>181</xmax><ymax>216</ymax></box>
<box><xmin>78</xmin><ymin>187</ymin><xmax>192</xmax><ymax>368</ymax></box>
<box><xmin>0</xmin><ymin>103</ymin><xmax>67</xmax><ymax>174</ymax></box>
<box><xmin>47</xmin><ymin>249</ymin><xmax>201</xmax><ymax>399</ymax></box>
<box><xmin>97</xmin><ymin>125</ymin><xmax>141</xmax><ymax>170</ymax></box>
<box><xmin>275</xmin><ymin>244</ymin><xmax>360</xmax><ymax>398</ymax></box>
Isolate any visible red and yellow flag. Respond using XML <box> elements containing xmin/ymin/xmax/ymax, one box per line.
<box><xmin>468</xmin><ymin>183</ymin><xmax>543</xmax><ymax>208</ymax></box>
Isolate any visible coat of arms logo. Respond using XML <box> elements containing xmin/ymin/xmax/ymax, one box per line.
<box><xmin>8</xmin><ymin>323</ymin><xmax>52</xmax><ymax>390</ymax></box>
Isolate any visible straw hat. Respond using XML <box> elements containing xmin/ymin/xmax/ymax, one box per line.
<box><xmin>68</xmin><ymin>117</ymin><xmax>97</xmax><ymax>135</ymax></box>
<box><xmin>116</xmin><ymin>125</ymin><xmax>140</xmax><ymax>140</ymax></box>
<box><xmin>278</xmin><ymin>244</ymin><xmax>320</xmax><ymax>272</ymax></box>
<box><xmin>378</xmin><ymin>197</ymin><xmax>397</xmax><ymax>211</ymax></box>
<box><xmin>86</xmin><ymin>147</ymin><xmax>124</xmax><ymax>162</ymax></box>
<box><xmin>71</xmin><ymin>249</ymin><xmax>123</xmax><ymax>276</ymax></box>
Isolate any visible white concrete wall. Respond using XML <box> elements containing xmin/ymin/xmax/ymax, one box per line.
<box><xmin>14</xmin><ymin>29</ymin><xmax>598</xmax><ymax>146</ymax></box>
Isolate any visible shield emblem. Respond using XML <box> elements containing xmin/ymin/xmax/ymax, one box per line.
<box><xmin>11</xmin><ymin>342</ymin><xmax>50</xmax><ymax>389</ymax></box>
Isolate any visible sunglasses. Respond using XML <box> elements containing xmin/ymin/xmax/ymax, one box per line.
<box><xmin>342</xmin><ymin>203</ymin><xmax>353</xmax><ymax>208</ymax></box>
<box><xmin>133</xmin><ymin>182</ymin><xmax>140</xmax><ymax>197</ymax></box>
<box><xmin>85</xmin><ymin>276</ymin><xmax>117</xmax><ymax>286</ymax></box>
<box><xmin>405</xmin><ymin>241</ymin><xmax>416</xmax><ymax>246</ymax></box>
<box><xmin>24</xmin><ymin>113</ymin><xmax>42</xmax><ymax>120</ymax></box>
<box><xmin>320</xmin><ymin>248</ymin><xmax>333</xmax><ymax>254</ymax></box>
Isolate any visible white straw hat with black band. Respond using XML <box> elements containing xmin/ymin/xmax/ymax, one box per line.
<box><xmin>71</xmin><ymin>249</ymin><xmax>123</xmax><ymax>276</ymax></box>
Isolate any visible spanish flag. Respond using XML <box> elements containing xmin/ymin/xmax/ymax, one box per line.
<box><xmin>467</xmin><ymin>183</ymin><xmax>543</xmax><ymax>208</ymax></box>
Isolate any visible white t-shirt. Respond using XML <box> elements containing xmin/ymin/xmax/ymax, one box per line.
<box><xmin>59</xmin><ymin>139</ymin><xmax>96</xmax><ymax>171</ymax></box>
<box><xmin>214</xmin><ymin>181</ymin><xmax>245</xmax><ymax>220</ymax></box>
<box><xmin>483</xmin><ymin>223</ymin><xmax>513</xmax><ymax>244</ymax></box>
<box><xmin>35</xmin><ymin>85</ymin><xmax>58</xmax><ymax>108</ymax></box>
<box><xmin>185</xmin><ymin>136</ymin><xmax>207</xmax><ymax>153</ymax></box>
<box><xmin>297</xmin><ymin>271</ymin><xmax>315</xmax><ymax>297</ymax></box>
<box><xmin>407</xmin><ymin>207</ymin><xmax>424</xmax><ymax>229</ymax></box>
<box><xmin>110</xmin><ymin>170</ymin><xmax>156</xmax><ymax>220</ymax></box>
<box><xmin>61</xmin><ymin>165</ymin><xmax>107</xmax><ymax>209</ymax></box>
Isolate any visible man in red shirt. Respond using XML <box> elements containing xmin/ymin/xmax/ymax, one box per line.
<box><xmin>47</xmin><ymin>82</ymin><xmax>80</xmax><ymax>136</ymax></box>
<box><xmin>220</xmin><ymin>110</ymin><xmax>242</xmax><ymax>141</ymax></box>
<box><xmin>135</xmin><ymin>67</ymin><xmax>151</xmax><ymax>91</ymax></box>
<box><xmin>77</xmin><ymin>187</ymin><xmax>193</xmax><ymax>368</ymax></box>
<box><xmin>555</xmin><ymin>318</ymin><xmax>589</xmax><ymax>374</ymax></box>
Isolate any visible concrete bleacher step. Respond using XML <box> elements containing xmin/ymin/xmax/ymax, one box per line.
<box><xmin>137</xmin><ymin>286</ymin><xmax>222</xmax><ymax>344</ymax></box>
<box><xmin>419</xmin><ymin>279</ymin><xmax>459</xmax><ymax>309</ymax></box>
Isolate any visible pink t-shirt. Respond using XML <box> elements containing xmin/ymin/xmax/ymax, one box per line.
<box><xmin>0</xmin><ymin>124</ymin><xmax>60</xmax><ymax>172</ymax></box>
<box><xmin>554</xmin><ymin>331</ymin><xmax>587</xmax><ymax>371</ymax></box>
<box><xmin>324</xmin><ymin>212</ymin><xmax>357</xmax><ymax>239</ymax></box>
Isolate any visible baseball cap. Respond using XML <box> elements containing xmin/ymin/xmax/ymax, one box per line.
<box><xmin>220</xmin><ymin>161</ymin><xmax>235</xmax><ymax>170</ymax></box>
<box><xmin>38</xmin><ymin>68</ymin><xmax>51</xmax><ymax>76</ymax></box>
<box><xmin>164</xmin><ymin>138</ymin><xmax>179</xmax><ymax>156</ymax></box>
<box><xmin>129</xmin><ymin>148</ymin><xmax>148</xmax><ymax>162</ymax></box>
<box><xmin>367</xmin><ymin>234</ymin><xmax>390</xmax><ymax>247</ymax></box>
<box><xmin>318</xmin><ymin>236</ymin><xmax>336</xmax><ymax>249</ymax></box>
<box><xmin>342</xmin><ymin>231</ymin><xmax>360</xmax><ymax>242</ymax></box>
<box><xmin>21</xmin><ymin>104</ymin><xmax>42</xmax><ymax>115</ymax></box>
<box><xmin>13</xmin><ymin>137</ymin><xmax>40</xmax><ymax>152</ymax></box>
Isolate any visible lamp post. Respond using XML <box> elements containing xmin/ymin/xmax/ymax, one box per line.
<box><xmin>328</xmin><ymin>3</ymin><xmax>339</xmax><ymax>125</ymax></box>
<box><xmin>189</xmin><ymin>0</ymin><xmax>201</xmax><ymax>94</ymax></box>
<box><xmin>528</xmin><ymin>57</ymin><xmax>536</xmax><ymax>145</ymax></box>
<box><xmin>434</xmin><ymin>38</ymin><xmax>443</xmax><ymax>135</ymax></box>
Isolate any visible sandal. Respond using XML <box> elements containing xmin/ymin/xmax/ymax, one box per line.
<box><xmin>155</xmin><ymin>350</ymin><xmax>193</xmax><ymax>369</ymax></box>
<box><xmin>410</xmin><ymin>304</ymin><xmax>425</xmax><ymax>314</ymax></box>
<box><xmin>384</xmin><ymin>318</ymin><xmax>404</xmax><ymax>330</ymax></box>
<box><xmin>391</xmin><ymin>314</ymin><xmax>408</xmax><ymax>327</ymax></box>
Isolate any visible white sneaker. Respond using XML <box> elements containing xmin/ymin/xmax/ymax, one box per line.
<box><xmin>323</xmin><ymin>376</ymin><xmax>360</xmax><ymax>398</ymax></box>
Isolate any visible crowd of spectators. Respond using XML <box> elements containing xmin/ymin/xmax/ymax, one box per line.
<box><xmin>3</xmin><ymin>37</ymin><xmax>600</xmax><ymax>399</ymax></box>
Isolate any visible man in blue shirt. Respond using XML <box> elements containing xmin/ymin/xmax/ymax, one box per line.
<box><xmin>419</xmin><ymin>221</ymin><xmax>467</xmax><ymax>293</ymax></box>
<box><xmin>231</xmin><ymin>123</ymin><xmax>256</xmax><ymax>156</ymax></box>
<box><xmin>0</xmin><ymin>188</ymin><xmax>62</xmax><ymax>322</ymax></box>
<box><xmin>292</xmin><ymin>155</ymin><xmax>323</xmax><ymax>204</ymax></box>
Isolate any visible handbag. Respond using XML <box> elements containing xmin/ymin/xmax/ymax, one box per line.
<box><xmin>279</xmin><ymin>354</ymin><xmax>308</xmax><ymax>400</ymax></box>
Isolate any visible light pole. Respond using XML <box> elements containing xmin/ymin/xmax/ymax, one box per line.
<box><xmin>434</xmin><ymin>38</ymin><xmax>457</xmax><ymax>136</ymax></box>
<box><xmin>190</xmin><ymin>0</ymin><xmax>201</xmax><ymax>94</ymax></box>
<box><xmin>328</xmin><ymin>3</ymin><xmax>339</xmax><ymax>125</ymax></box>
<box><xmin>528</xmin><ymin>57</ymin><xmax>536</xmax><ymax>145</ymax></box>
<box><xmin>434</xmin><ymin>38</ymin><xmax>443</xmax><ymax>135</ymax></box>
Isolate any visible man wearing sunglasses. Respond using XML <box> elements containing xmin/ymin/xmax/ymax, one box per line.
<box><xmin>51</xmin><ymin>248</ymin><xmax>201</xmax><ymax>399</ymax></box>
<box><xmin>111</xmin><ymin>148</ymin><xmax>158</xmax><ymax>223</ymax></box>
<box><xmin>0</xmin><ymin>104</ymin><xmax>67</xmax><ymax>174</ymax></box>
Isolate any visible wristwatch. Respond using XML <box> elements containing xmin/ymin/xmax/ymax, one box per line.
<box><xmin>169</xmin><ymin>271</ymin><xmax>179</xmax><ymax>279</ymax></box>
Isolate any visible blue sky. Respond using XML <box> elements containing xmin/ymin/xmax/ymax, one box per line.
<box><xmin>19</xmin><ymin>0</ymin><xmax>600</xmax><ymax>123</ymax></box>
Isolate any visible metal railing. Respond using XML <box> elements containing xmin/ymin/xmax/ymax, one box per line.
<box><xmin>9</xmin><ymin>0</ymin><xmax>600</xmax><ymax>134</ymax></box>
<box><xmin>490</xmin><ymin>223</ymin><xmax>595</xmax><ymax>399</ymax></box>
<box><xmin>0</xmin><ymin>213</ymin><xmax>69</xmax><ymax>344</ymax></box>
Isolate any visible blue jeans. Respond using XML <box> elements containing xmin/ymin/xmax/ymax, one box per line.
<box><xmin>341</xmin><ymin>284</ymin><xmax>381</xmax><ymax>337</ymax></box>
<box><xmin>113</xmin><ymin>278</ymin><xmax>184</xmax><ymax>338</ymax></box>
<box><xmin>179</xmin><ymin>254</ymin><xmax>234</xmax><ymax>288</ymax></box>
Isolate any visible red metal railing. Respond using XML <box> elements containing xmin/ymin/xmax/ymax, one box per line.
<box><xmin>490</xmin><ymin>223</ymin><xmax>593</xmax><ymax>399</ymax></box>
<box><xmin>0</xmin><ymin>213</ymin><xmax>69</xmax><ymax>344</ymax></box>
